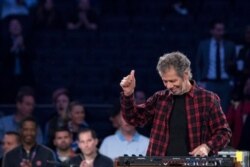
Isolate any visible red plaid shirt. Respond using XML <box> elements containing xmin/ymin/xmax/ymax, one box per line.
<box><xmin>121</xmin><ymin>81</ymin><xmax>232</xmax><ymax>156</ymax></box>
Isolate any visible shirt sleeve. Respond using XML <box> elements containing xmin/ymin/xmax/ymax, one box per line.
<box><xmin>120</xmin><ymin>92</ymin><xmax>157</xmax><ymax>127</ymax></box>
<box><xmin>46</xmin><ymin>150</ymin><xmax>57</xmax><ymax>167</ymax></box>
<box><xmin>206</xmin><ymin>95</ymin><xmax>232</xmax><ymax>153</ymax></box>
<box><xmin>99</xmin><ymin>138</ymin><xmax>109</xmax><ymax>158</ymax></box>
<box><xmin>2</xmin><ymin>153</ymin><xmax>12</xmax><ymax>167</ymax></box>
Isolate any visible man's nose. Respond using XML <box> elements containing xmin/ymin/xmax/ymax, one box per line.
<box><xmin>166</xmin><ymin>82</ymin><xmax>173</xmax><ymax>89</ymax></box>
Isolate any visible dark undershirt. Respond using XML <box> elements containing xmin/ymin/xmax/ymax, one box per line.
<box><xmin>166</xmin><ymin>94</ymin><xmax>189</xmax><ymax>156</ymax></box>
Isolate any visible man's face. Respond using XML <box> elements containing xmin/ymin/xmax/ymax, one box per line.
<box><xmin>160</xmin><ymin>67</ymin><xmax>189</xmax><ymax>95</ymax></box>
<box><xmin>78</xmin><ymin>132</ymin><xmax>97</xmax><ymax>156</ymax></box>
<box><xmin>55</xmin><ymin>94</ymin><xmax>69</xmax><ymax>116</ymax></box>
<box><xmin>210</xmin><ymin>23</ymin><xmax>225</xmax><ymax>40</ymax></box>
<box><xmin>9</xmin><ymin>19</ymin><xmax>22</xmax><ymax>36</ymax></box>
<box><xmin>17</xmin><ymin>96</ymin><xmax>35</xmax><ymax>117</ymax></box>
<box><xmin>2</xmin><ymin>134</ymin><xmax>19</xmax><ymax>154</ymax></box>
<box><xmin>54</xmin><ymin>131</ymin><xmax>72</xmax><ymax>151</ymax></box>
<box><xmin>20</xmin><ymin>121</ymin><xmax>37</xmax><ymax>145</ymax></box>
<box><xmin>70</xmin><ymin>105</ymin><xmax>85</xmax><ymax>125</ymax></box>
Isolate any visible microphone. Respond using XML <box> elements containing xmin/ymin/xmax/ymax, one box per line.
<box><xmin>47</xmin><ymin>160</ymin><xmax>79</xmax><ymax>167</ymax></box>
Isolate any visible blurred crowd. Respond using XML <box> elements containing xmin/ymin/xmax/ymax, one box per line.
<box><xmin>0</xmin><ymin>0</ymin><xmax>249</xmax><ymax>166</ymax></box>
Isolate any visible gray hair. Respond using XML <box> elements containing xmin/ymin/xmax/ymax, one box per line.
<box><xmin>156</xmin><ymin>51</ymin><xmax>192</xmax><ymax>79</ymax></box>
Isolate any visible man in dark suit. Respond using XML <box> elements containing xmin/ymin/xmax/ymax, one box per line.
<box><xmin>0</xmin><ymin>17</ymin><xmax>35</xmax><ymax>103</ymax></box>
<box><xmin>196</xmin><ymin>19</ymin><xmax>236</xmax><ymax>112</ymax></box>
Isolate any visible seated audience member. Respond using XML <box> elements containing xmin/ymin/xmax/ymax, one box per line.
<box><xmin>69</xmin><ymin>128</ymin><xmax>113</xmax><ymax>167</ymax></box>
<box><xmin>2</xmin><ymin>117</ymin><xmax>56</xmax><ymax>167</ymax></box>
<box><xmin>33</xmin><ymin>0</ymin><xmax>63</xmax><ymax>30</ymax></box>
<box><xmin>67</xmin><ymin>0</ymin><xmax>98</xmax><ymax>30</ymax></box>
<box><xmin>109</xmin><ymin>92</ymin><xmax>146</xmax><ymax>131</ymax></box>
<box><xmin>67</xmin><ymin>101</ymin><xmax>89</xmax><ymax>152</ymax></box>
<box><xmin>109</xmin><ymin>102</ymin><xmax>121</xmax><ymax>130</ymax></box>
<box><xmin>53</xmin><ymin>128</ymin><xmax>76</xmax><ymax>164</ymax></box>
<box><xmin>100</xmin><ymin>113</ymin><xmax>149</xmax><ymax>160</ymax></box>
<box><xmin>226</xmin><ymin>78</ymin><xmax>250</xmax><ymax>150</ymax></box>
<box><xmin>0</xmin><ymin>18</ymin><xmax>35</xmax><ymax>103</ymax></box>
<box><xmin>0</xmin><ymin>131</ymin><xmax>21</xmax><ymax>163</ymax></box>
<box><xmin>2</xmin><ymin>131</ymin><xmax>20</xmax><ymax>154</ymax></box>
<box><xmin>0</xmin><ymin>86</ymin><xmax>43</xmax><ymax>144</ymax></box>
<box><xmin>236</xmin><ymin>25</ymin><xmax>250</xmax><ymax>91</ymax></box>
<box><xmin>45</xmin><ymin>88</ymin><xmax>70</xmax><ymax>149</ymax></box>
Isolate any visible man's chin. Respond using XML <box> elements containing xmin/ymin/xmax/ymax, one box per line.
<box><xmin>60</xmin><ymin>147</ymin><xmax>70</xmax><ymax>151</ymax></box>
<box><xmin>24</xmin><ymin>140</ymin><xmax>35</xmax><ymax>145</ymax></box>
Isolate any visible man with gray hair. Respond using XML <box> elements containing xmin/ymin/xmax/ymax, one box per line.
<box><xmin>120</xmin><ymin>51</ymin><xmax>232</xmax><ymax>157</ymax></box>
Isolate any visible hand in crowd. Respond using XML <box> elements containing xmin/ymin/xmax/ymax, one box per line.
<box><xmin>120</xmin><ymin>70</ymin><xmax>136</xmax><ymax>96</ymax></box>
<box><xmin>189</xmin><ymin>143</ymin><xmax>211</xmax><ymax>157</ymax></box>
<box><xmin>80</xmin><ymin>160</ymin><xmax>93</xmax><ymax>167</ymax></box>
<box><xmin>20</xmin><ymin>159</ymin><xmax>32</xmax><ymax>167</ymax></box>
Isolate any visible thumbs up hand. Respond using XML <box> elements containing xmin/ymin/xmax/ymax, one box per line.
<box><xmin>120</xmin><ymin>70</ymin><xmax>136</xmax><ymax>96</ymax></box>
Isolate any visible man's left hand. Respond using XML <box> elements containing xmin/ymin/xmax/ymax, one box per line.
<box><xmin>189</xmin><ymin>144</ymin><xmax>210</xmax><ymax>157</ymax></box>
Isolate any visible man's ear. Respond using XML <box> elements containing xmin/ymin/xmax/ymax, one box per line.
<box><xmin>183</xmin><ymin>70</ymin><xmax>189</xmax><ymax>80</ymax></box>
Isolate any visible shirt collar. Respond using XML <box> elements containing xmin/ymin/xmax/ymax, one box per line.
<box><xmin>21</xmin><ymin>143</ymin><xmax>37</xmax><ymax>152</ymax></box>
<box><xmin>211</xmin><ymin>37</ymin><xmax>223</xmax><ymax>45</ymax></box>
<box><xmin>186</xmin><ymin>80</ymin><xmax>196</xmax><ymax>98</ymax></box>
<box><xmin>80</xmin><ymin>151</ymin><xmax>100</xmax><ymax>161</ymax></box>
<box><xmin>116</xmin><ymin>130</ymin><xmax>140</xmax><ymax>142</ymax></box>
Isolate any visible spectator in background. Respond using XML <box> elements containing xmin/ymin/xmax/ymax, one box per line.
<box><xmin>0</xmin><ymin>0</ymin><xmax>37</xmax><ymax>39</ymax></box>
<box><xmin>69</xmin><ymin>128</ymin><xmax>113</xmax><ymax>167</ymax></box>
<box><xmin>0</xmin><ymin>0</ymin><xmax>37</xmax><ymax>19</ymax></box>
<box><xmin>196</xmin><ymin>19</ymin><xmax>236</xmax><ymax>112</ymax></box>
<box><xmin>100</xmin><ymin>113</ymin><xmax>149</xmax><ymax>160</ymax></box>
<box><xmin>0</xmin><ymin>87</ymin><xmax>43</xmax><ymax>145</ymax></box>
<box><xmin>161</xmin><ymin>0</ymin><xmax>189</xmax><ymax>19</ymax></box>
<box><xmin>0</xmin><ymin>18</ymin><xmax>35</xmax><ymax>103</ymax></box>
<box><xmin>236</xmin><ymin>25</ymin><xmax>250</xmax><ymax>91</ymax></box>
<box><xmin>109</xmin><ymin>91</ymin><xmax>146</xmax><ymax>131</ymax></box>
<box><xmin>109</xmin><ymin>101</ymin><xmax>121</xmax><ymax>130</ymax></box>
<box><xmin>2</xmin><ymin>131</ymin><xmax>20</xmax><ymax>154</ymax></box>
<box><xmin>134</xmin><ymin>90</ymin><xmax>146</xmax><ymax>105</ymax></box>
<box><xmin>32</xmin><ymin>0</ymin><xmax>63</xmax><ymax>30</ymax></box>
<box><xmin>53</xmin><ymin>128</ymin><xmax>75</xmax><ymax>164</ymax></box>
<box><xmin>67</xmin><ymin>0</ymin><xmax>98</xmax><ymax>30</ymax></box>
<box><xmin>2</xmin><ymin>117</ymin><xmax>56</xmax><ymax>167</ymax></box>
<box><xmin>67</xmin><ymin>101</ymin><xmax>89</xmax><ymax>152</ymax></box>
<box><xmin>173</xmin><ymin>0</ymin><xmax>189</xmax><ymax>15</ymax></box>
<box><xmin>0</xmin><ymin>131</ymin><xmax>20</xmax><ymax>164</ymax></box>
<box><xmin>226</xmin><ymin>78</ymin><xmax>250</xmax><ymax>150</ymax></box>
<box><xmin>45</xmin><ymin>88</ymin><xmax>70</xmax><ymax>149</ymax></box>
